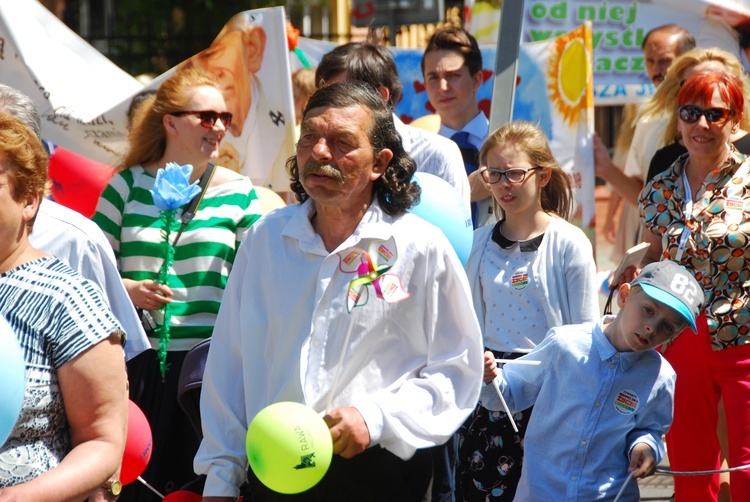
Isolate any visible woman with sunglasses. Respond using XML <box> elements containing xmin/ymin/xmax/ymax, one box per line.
<box><xmin>642</xmin><ymin>47</ymin><xmax>750</xmax><ymax>185</ymax></box>
<box><xmin>458</xmin><ymin>121</ymin><xmax>598</xmax><ymax>500</ymax></box>
<box><xmin>93</xmin><ymin>68</ymin><xmax>262</xmax><ymax>501</ymax></box>
<box><xmin>639</xmin><ymin>72</ymin><xmax>750</xmax><ymax>501</ymax></box>
<box><xmin>630</xmin><ymin>50</ymin><xmax>748</xmax><ymax>500</ymax></box>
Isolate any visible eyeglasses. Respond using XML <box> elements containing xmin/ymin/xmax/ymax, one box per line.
<box><xmin>171</xmin><ymin>110</ymin><xmax>233</xmax><ymax>129</ymax></box>
<box><xmin>677</xmin><ymin>105</ymin><xmax>733</xmax><ymax>125</ymax></box>
<box><xmin>481</xmin><ymin>166</ymin><xmax>542</xmax><ymax>184</ymax></box>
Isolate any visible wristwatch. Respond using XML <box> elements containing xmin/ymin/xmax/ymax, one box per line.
<box><xmin>101</xmin><ymin>479</ymin><xmax>122</xmax><ymax>497</ymax></box>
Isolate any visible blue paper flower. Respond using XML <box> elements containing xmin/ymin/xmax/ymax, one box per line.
<box><xmin>150</xmin><ymin>162</ymin><xmax>201</xmax><ymax>211</ymax></box>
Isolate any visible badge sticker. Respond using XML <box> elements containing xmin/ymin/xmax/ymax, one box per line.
<box><xmin>614</xmin><ymin>389</ymin><xmax>639</xmax><ymax>415</ymax></box>
<box><xmin>724</xmin><ymin>196</ymin><xmax>743</xmax><ymax>224</ymax></box>
<box><xmin>726</xmin><ymin>197</ymin><xmax>744</xmax><ymax>212</ymax></box>
<box><xmin>511</xmin><ymin>269</ymin><xmax>529</xmax><ymax>290</ymax></box>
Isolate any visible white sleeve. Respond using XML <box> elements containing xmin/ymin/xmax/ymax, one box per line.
<box><xmin>79</xmin><ymin>237</ymin><xmax>150</xmax><ymax>360</ymax></box>
<box><xmin>563</xmin><ymin>229</ymin><xmax>600</xmax><ymax>324</ymax></box>
<box><xmin>623</xmin><ymin>121</ymin><xmax>647</xmax><ymax>179</ymax></box>
<box><xmin>193</xmin><ymin>242</ymin><xmax>252</xmax><ymax>498</ymax></box>
<box><xmin>482</xmin><ymin>332</ymin><xmax>556</xmax><ymax>412</ymax></box>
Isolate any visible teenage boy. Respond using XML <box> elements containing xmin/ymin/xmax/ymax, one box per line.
<box><xmin>421</xmin><ymin>26</ymin><xmax>492</xmax><ymax>228</ymax></box>
<box><xmin>484</xmin><ymin>260</ymin><xmax>703</xmax><ymax>500</ymax></box>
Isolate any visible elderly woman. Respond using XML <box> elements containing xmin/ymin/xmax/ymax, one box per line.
<box><xmin>0</xmin><ymin>113</ymin><xmax>127</xmax><ymax>499</ymax></box>
<box><xmin>93</xmin><ymin>68</ymin><xmax>262</xmax><ymax>501</ymax></box>
<box><xmin>639</xmin><ymin>72</ymin><xmax>750</xmax><ymax>501</ymax></box>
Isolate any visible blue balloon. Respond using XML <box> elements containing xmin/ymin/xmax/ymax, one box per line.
<box><xmin>0</xmin><ymin>315</ymin><xmax>25</xmax><ymax>446</ymax></box>
<box><xmin>408</xmin><ymin>172</ymin><xmax>473</xmax><ymax>265</ymax></box>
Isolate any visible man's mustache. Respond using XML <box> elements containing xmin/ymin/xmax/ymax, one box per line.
<box><xmin>303</xmin><ymin>162</ymin><xmax>345</xmax><ymax>184</ymax></box>
<box><xmin>652</xmin><ymin>71</ymin><xmax>667</xmax><ymax>85</ymax></box>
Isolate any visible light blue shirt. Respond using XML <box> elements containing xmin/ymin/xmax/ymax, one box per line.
<box><xmin>483</xmin><ymin>317</ymin><xmax>675</xmax><ymax>501</ymax></box>
<box><xmin>30</xmin><ymin>199</ymin><xmax>149</xmax><ymax>360</ymax></box>
<box><xmin>438</xmin><ymin>111</ymin><xmax>489</xmax><ymax>150</ymax></box>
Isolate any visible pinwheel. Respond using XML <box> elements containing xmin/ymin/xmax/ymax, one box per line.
<box><xmin>340</xmin><ymin>236</ymin><xmax>410</xmax><ymax>313</ymax></box>
<box><xmin>325</xmin><ymin>236</ymin><xmax>409</xmax><ymax>411</ymax></box>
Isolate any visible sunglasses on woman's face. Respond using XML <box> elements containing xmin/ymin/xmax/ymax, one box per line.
<box><xmin>171</xmin><ymin>110</ymin><xmax>233</xmax><ymax>129</ymax></box>
<box><xmin>677</xmin><ymin>105</ymin><xmax>732</xmax><ymax>125</ymax></box>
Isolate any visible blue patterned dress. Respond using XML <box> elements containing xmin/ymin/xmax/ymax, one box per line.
<box><xmin>0</xmin><ymin>257</ymin><xmax>122</xmax><ymax>486</ymax></box>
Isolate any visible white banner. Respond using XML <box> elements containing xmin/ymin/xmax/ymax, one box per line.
<box><xmin>469</xmin><ymin>0</ymin><xmax>750</xmax><ymax>105</ymax></box>
<box><xmin>0</xmin><ymin>3</ymin><xmax>295</xmax><ymax>191</ymax></box>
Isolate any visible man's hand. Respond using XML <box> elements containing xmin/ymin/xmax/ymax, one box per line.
<box><xmin>323</xmin><ymin>407</ymin><xmax>370</xmax><ymax>458</ymax></box>
<box><xmin>593</xmin><ymin>133</ymin><xmax>614</xmax><ymax>180</ymax></box>
<box><xmin>628</xmin><ymin>443</ymin><xmax>657</xmax><ymax>479</ymax></box>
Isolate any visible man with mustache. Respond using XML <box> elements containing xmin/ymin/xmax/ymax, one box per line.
<box><xmin>315</xmin><ymin>42</ymin><xmax>471</xmax><ymax>209</ymax></box>
<box><xmin>195</xmin><ymin>82</ymin><xmax>483</xmax><ymax>501</ymax></box>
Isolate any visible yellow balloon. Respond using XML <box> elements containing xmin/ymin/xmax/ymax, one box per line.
<box><xmin>254</xmin><ymin>186</ymin><xmax>286</xmax><ymax>214</ymax></box>
<box><xmin>410</xmin><ymin>114</ymin><xmax>441</xmax><ymax>134</ymax></box>
<box><xmin>246</xmin><ymin>402</ymin><xmax>333</xmax><ymax>494</ymax></box>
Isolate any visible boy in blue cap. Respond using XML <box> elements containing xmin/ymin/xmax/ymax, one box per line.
<box><xmin>483</xmin><ymin>260</ymin><xmax>703</xmax><ymax>500</ymax></box>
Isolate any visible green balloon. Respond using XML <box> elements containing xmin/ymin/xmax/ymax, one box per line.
<box><xmin>246</xmin><ymin>402</ymin><xmax>333</xmax><ymax>494</ymax></box>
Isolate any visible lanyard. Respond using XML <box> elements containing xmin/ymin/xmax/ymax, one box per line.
<box><xmin>675</xmin><ymin>168</ymin><xmax>693</xmax><ymax>262</ymax></box>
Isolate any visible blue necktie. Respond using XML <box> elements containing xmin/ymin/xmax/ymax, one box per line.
<box><xmin>450</xmin><ymin>131</ymin><xmax>480</xmax><ymax>228</ymax></box>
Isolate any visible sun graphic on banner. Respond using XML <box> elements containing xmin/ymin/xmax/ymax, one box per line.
<box><xmin>547</xmin><ymin>28</ymin><xmax>591</xmax><ymax>126</ymax></box>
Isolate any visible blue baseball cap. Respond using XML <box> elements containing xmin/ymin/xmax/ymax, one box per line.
<box><xmin>630</xmin><ymin>261</ymin><xmax>703</xmax><ymax>333</ymax></box>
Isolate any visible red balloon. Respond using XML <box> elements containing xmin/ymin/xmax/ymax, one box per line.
<box><xmin>162</xmin><ymin>490</ymin><xmax>202</xmax><ymax>502</ymax></box>
<box><xmin>121</xmin><ymin>400</ymin><xmax>153</xmax><ymax>485</ymax></box>
<box><xmin>47</xmin><ymin>146</ymin><xmax>115</xmax><ymax>218</ymax></box>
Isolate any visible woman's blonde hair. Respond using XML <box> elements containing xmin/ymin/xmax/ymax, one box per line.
<box><xmin>479</xmin><ymin>121</ymin><xmax>574</xmax><ymax>221</ymax></box>
<box><xmin>636</xmin><ymin>47</ymin><xmax>750</xmax><ymax>145</ymax></box>
<box><xmin>0</xmin><ymin>112</ymin><xmax>48</xmax><ymax>230</ymax></box>
<box><xmin>120</xmin><ymin>68</ymin><xmax>221</xmax><ymax>170</ymax></box>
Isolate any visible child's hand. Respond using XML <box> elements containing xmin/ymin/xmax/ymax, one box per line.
<box><xmin>483</xmin><ymin>351</ymin><xmax>498</xmax><ymax>384</ymax></box>
<box><xmin>628</xmin><ymin>443</ymin><xmax>657</xmax><ymax>479</ymax></box>
<box><xmin>615</xmin><ymin>265</ymin><xmax>640</xmax><ymax>287</ymax></box>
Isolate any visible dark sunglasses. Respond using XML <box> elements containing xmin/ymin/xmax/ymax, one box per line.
<box><xmin>481</xmin><ymin>166</ymin><xmax>542</xmax><ymax>184</ymax></box>
<box><xmin>171</xmin><ymin>110</ymin><xmax>232</xmax><ymax>129</ymax></box>
<box><xmin>677</xmin><ymin>105</ymin><xmax>733</xmax><ymax>125</ymax></box>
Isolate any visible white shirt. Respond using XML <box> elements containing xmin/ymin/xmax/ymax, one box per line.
<box><xmin>624</xmin><ymin>116</ymin><xmax>668</xmax><ymax>180</ymax></box>
<box><xmin>195</xmin><ymin>198</ymin><xmax>483</xmax><ymax>497</ymax></box>
<box><xmin>393</xmin><ymin>115</ymin><xmax>471</xmax><ymax>206</ymax></box>
<box><xmin>30</xmin><ymin>199</ymin><xmax>149</xmax><ymax>360</ymax></box>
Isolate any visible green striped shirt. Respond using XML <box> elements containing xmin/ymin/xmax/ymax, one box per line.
<box><xmin>93</xmin><ymin>166</ymin><xmax>262</xmax><ymax>350</ymax></box>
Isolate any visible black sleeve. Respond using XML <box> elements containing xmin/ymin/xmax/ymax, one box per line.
<box><xmin>647</xmin><ymin>143</ymin><xmax>685</xmax><ymax>183</ymax></box>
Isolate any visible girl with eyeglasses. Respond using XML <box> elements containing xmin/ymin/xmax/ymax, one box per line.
<box><xmin>639</xmin><ymin>71</ymin><xmax>750</xmax><ymax>501</ymax></box>
<box><xmin>93</xmin><ymin>68</ymin><xmax>263</xmax><ymax>501</ymax></box>
<box><xmin>458</xmin><ymin>121</ymin><xmax>598</xmax><ymax>500</ymax></box>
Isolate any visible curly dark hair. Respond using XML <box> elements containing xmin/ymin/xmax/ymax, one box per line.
<box><xmin>286</xmin><ymin>82</ymin><xmax>420</xmax><ymax>215</ymax></box>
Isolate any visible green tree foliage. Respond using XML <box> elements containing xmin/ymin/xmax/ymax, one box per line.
<box><xmin>81</xmin><ymin>0</ymin><xmax>281</xmax><ymax>76</ymax></box>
